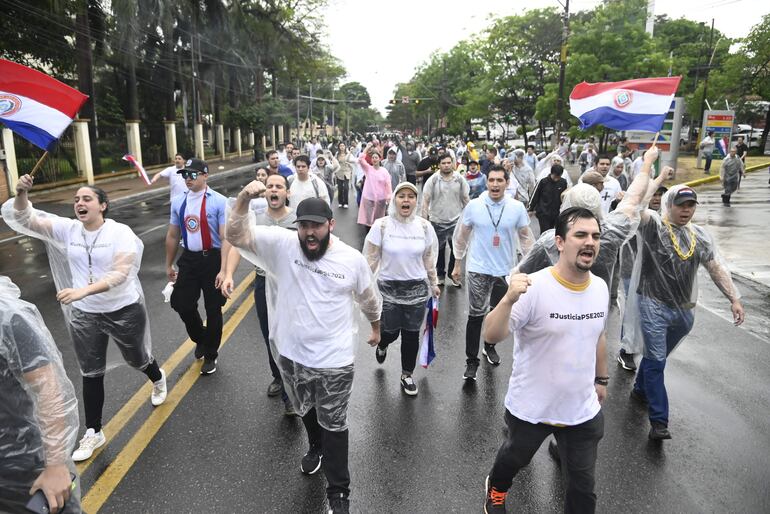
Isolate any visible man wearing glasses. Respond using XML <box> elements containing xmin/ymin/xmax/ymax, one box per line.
<box><xmin>165</xmin><ymin>158</ymin><xmax>231</xmax><ymax>375</ymax></box>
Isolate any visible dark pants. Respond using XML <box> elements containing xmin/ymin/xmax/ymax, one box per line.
<box><xmin>355</xmin><ymin>180</ymin><xmax>363</xmax><ymax>206</ymax></box>
<box><xmin>432</xmin><ymin>222</ymin><xmax>456</xmax><ymax>278</ymax></box>
<box><xmin>406</xmin><ymin>174</ymin><xmax>416</xmax><ymax>185</ymax></box>
<box><xmin>704</xmin><ymin>153</ymin><xmax>713</xmax><ymax>172</ymax></box>
<box><xmin>82</xmin><ymin>360</ymin><xmax>161</xmax><ymax>431</ymax></box>
<box><xmin>379</xmin><ymin>329</ymin><xmax>420</xmax><ymax>374</ymax></box>
<box><xmin>721</xmin><ymin>193</ymin><xmax>732</xmax><ymax>205</ymax></box>
<box><xmin>466</xmin><ymin>274</ymin><xmax>508</xmax><ymax>364</ymax></box>
<box><xmin>489</xmin><ymin>410</ymin><xmax>604</xmax><ymax>514</ymax></box>
<box><xmin>536</xmin><ymin>214</ymin><xmax>556</xmax><ymax>233</ymax></box>
<box><xmin>336</xmin><ymin>178</ymin><xmax>350</xmax><ymax>205</ymax></box>
<box><xmin>301</xmin><ymin>408</ymin><xmax>350</xmax><ymax>499</ymax></box>
<box><xmin>253</xmin><ymin>275</ymin><xmax>280</xmax><ymax>380</ymax></box>
<box><xmin>170</xmin><ymin>249</ymin><xmax>227</xmax><ymax>359</ymax></box>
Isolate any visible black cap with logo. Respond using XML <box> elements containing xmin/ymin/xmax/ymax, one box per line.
<box><xmin>177</xmin><ymin>158</ymin><xmax>208</xmax><ymax>174</ymax></box>
<box><xmin>294</xmin><ymin>198</ymin><xmax>333</xmax><ymax>224</ymax></box>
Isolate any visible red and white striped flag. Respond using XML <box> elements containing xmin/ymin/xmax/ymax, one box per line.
<box><xmin>123</xmin><ymin>154</ymin><xmax>151</xmax><ymax>185</ymax></box>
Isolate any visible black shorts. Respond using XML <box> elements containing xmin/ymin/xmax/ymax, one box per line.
<box><xmin>379</xmin><ymin>279</ymin><xmax>429</xmax><ymax>332</ymax></box>
<box><xmin>68</xmin><ymin>302</ymin><xmax>151</xmax><ymax>377</ymax></box>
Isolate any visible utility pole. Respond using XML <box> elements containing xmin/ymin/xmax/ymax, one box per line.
<box><xmin>331</xmin><ymin>88</ymin><xmax>335</xmax><ymax>136</ymax></box>
<box><xmin>696</xmin><ymin>19</ymin><xmax>715</xmax><ymax>143</ymax></box>
<box><xmin>296</xmin><ymin>82</ymin><xmax>300</xmax><ymax>145</ymax></box>
<box><xmin>554</xmin><ymin>0</ymin><xmax>569</xmax><ymax>144</ymax></box>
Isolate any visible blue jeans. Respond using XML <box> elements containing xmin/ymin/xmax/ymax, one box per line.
<box><xmin>634</xmin><ymin>296</ymin><xmax>694</xmax><ymax>425</ymax></box>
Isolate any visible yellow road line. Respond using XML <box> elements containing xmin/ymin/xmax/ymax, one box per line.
<box><xmin>76</xmin><ymin>271</ymin><xmax>256</xmax><ymax>475</ymax></box>
<box><xmin>81</xmin><ymin>293</ymin><xmax>255</xmax><ymax>513</ymax></box>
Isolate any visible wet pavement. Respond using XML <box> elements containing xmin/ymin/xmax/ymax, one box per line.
<box><xmin>1</xmin><ymin>166</ymin><xmax>770</xmax><ymax>513</ymax></box>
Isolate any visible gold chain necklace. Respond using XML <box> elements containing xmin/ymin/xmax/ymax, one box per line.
<box><xmin>663</xmin><ymin>218</ymin><xmax>696</xmax><ymax>260</ymax></box>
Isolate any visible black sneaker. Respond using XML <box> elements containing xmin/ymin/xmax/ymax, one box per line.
<box><xmin>401</xmin><ymin>375</ymin><xmax>418</xmax><ymax>396</ymax></box>
<box><xmin>649</xmin><ymin>421</ymin><xmax>672</xmax><ymax>440</ymax></box>
<box><xmin>267</xmin><ymin>378</ymin><xmax>283</xmax><ymax>397</ymax></box>
<box><xmin>300</xmin><ymin>449</ymin><xmax>322</xmax><ymax>475</ymax></box>
<box><xmin>484</xmin><ymin>475</ymin><xmax>508</xmax><ymax>513</ymax></box>
<box><xmin>482</xmin><ymin>344</ymin><xmax>501</xmax><ymax>366</ymax></box>
<box><xmin>194</xmin><ymin>344</ymin><xmax>204</xmax><ymax>360</ymax></box>
<box><xmin>548</xmin><ymin>439</ymin><xmax>561</xmax><ymax>465</ymax></box>
<box><xmin>375</xmin><ymin>345</ymin><xmax>387</xmax><ymax>364</ymax></box>
<box><xmin>200</xmin><ymin>358</ymin><xmax>217</xmax><ymax>375</ymax></box>
<box><xmin>617</xmin><ymin>350</ymin><xmax>637</xmax><ymax>371</ymax></box>
<box><xmin>283</xmin><ymin>400</ymin><xmax>298</xmax><ymax>417</ymax></box>
<box><xmin>630</xmin><ymin>388</ymin><xmax>648</xmax><ymax>405</ymax></box>
<box><xmin>463</xmin><ymin>362</ymin><xmax>479</xmax><ymax>381</ymax></box>
<box><xmin>327</xmin><ymin>493</ymin><xmax>350</xmax><ymax>514</ymax></box>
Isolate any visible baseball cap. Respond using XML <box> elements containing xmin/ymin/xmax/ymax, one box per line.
<box><xmin>393</xmin><ymin>182</ymin><xmax>418</xmax><ymax>196</ymax></box>
<box><xmin>581</xmin><ymin>171</ymin><xmax>604</xmax><ymax>185</ymax></box>
<box><xmin>294</xmin><ymin>198</ymin><xmax>333</xmax><ymax>224</ymax></box>
<box><xmin>178</xmin><ymin>158</ymin><xmax>208</xmax><ymax>174</ymax></box>
<box><xmin>673</xmin><ymin>187</ymin><xmax>698</xmax><ymax>205</ymax></box>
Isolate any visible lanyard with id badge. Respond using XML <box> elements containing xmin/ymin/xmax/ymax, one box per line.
<box><xmin>485</xmin><ymin>203</ymin><xmax>505</xmax><ymax>247</ymax></box>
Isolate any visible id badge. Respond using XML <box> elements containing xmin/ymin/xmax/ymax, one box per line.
<box><xmin>492</xmin><ymin>233</ymin><xmax>500</xmax><ymax>247</ymax></box>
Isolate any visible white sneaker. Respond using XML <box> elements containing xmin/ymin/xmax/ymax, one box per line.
<box><xmin>72</xmin><ymin>428</ymin><xmax>106</xmax><ymax>462</ymax></box>
<box><xmin>151</xmin><ymin>369</ymin><xmax>167</xmax><ymax>406</ymax></box>
<box><xmin>339</xmin><ymin>203</ymin><xmax>344</xmax><ymax>207</ymax></box>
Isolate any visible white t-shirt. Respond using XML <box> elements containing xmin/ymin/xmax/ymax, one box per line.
<box><xmin>598</xmin><ymin>176</ymin><xmax>622</xmax><ymax>214</ymax></box>
<box><xmin>158</xmin><ymin>166</ymin><xmax>187</xmax><ymax>200</ymax></box>
<box><xmin>505</xmin><ymin>267</ymin><xmax>608</xmax><ymax>426</ymax></box>
<box><xmin>289</xmin><ymin>175</ymin><xmax>329</xmax><ymax>206</ymax></box>
<box><xmin>366</xmin><ymin>217</ymin><xmax>436</xmax><ymax>281</ymax></box>
<box><xmin>51</xmin><ymin>218</ymin><xmax>141</xmax><ymax>313</ymax></box>
<box><xmin>249</xmin><ymin>227</ymin><xmax>374</xmax><ymax>368</ymax></box>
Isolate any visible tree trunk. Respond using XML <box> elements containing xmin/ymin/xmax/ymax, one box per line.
<box><xmin>75</xmin><ymin>9</ymin><xmax>101</xmax><ymax>172</ymax></box>
<box><xmin>762</xmin><ymin>105</ymin><xmax>770</xmax><ymax>154</ymax></box>
<box><xmin>164</xmin><ymin>38</ymin><xmax>176</xmax><ymax>122</ymax></box>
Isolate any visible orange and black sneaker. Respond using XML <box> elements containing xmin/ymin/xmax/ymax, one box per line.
<box><xmin>484</xmin><ymin>475</ymin><xmax>508</xmax><ymax>513</ymax></box>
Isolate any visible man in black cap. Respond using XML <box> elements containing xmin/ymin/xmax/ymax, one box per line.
<box><xmin>631</xmin><ymin>185</ymin><xmax>744</xmax><ymax>440</ymax></box>
<box><xmin>226</xmin><ymin>189</ymin><xmax>382</xmax><ymax>514</ymax></box>
<box><xmin>165</xmin><ymin>158</ymin><xmax>231</xmax><ymax>375</ymax></box>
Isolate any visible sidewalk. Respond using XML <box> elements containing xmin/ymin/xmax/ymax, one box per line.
<box><xmin>0</xmin><ymin>154</ymin><xmax>258</xmax><ymax>241</ymax></box>
<box><xmin>690</xmin><ymin>171</ymin><xmax>770</xmax><ymax>289</ymax></box>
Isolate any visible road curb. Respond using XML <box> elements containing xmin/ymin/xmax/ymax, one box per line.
<box><xmin>684</xmin><ymin>161</ymin><xmax>770</xmax><ymax>188</ymax></box>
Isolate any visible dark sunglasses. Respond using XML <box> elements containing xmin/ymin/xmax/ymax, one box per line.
<box><xmin>181</xmin><ymin>171</ymin><xmax>201</xmax><ymax>179</ymax></box>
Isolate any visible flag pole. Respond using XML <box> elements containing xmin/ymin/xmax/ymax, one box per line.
<box><xmin>29</xmin><ymin>151</ymin><xmax>50</xmax><ymax>178</ymax></box>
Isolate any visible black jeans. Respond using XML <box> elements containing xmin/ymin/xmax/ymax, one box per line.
<box><xmin>301</xmin><ymin>408</ymin><xmax>350</xmax><ymax>499</ymax></box>
<box><xmin>489</xmin><ymin>410</ymin><xmax>604</xmax><ymax>514</ymax></box>
<box><xmin>336</xmin><ymin>178</ymin><xmax>350</xmax><ymax>205</ymax></box>
<box><xmin>170</xmin><ymin>249</ymin><xmax>227</xmax><ymax>359</ymax></box>
<box><xmin>379</xmin><ymin>329</ymin><xmax>420</xmax><ymax>374</ymax></box>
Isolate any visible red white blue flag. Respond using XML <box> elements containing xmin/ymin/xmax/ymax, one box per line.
<box><xmin>123</xmin><ymin>154</ymin><xmax>151</xmax><ymax>185</ymax></box>
<box><xmin>419</xmin><ymin>297</ymin><xmax>439</xmax><ymax>368</ymax></box>
<box><xmin>569</xmin><ymin>77</ymin><xmax>681</xmax><ymax>132</ymax></box>
<box><xmin>0</xmin><ymin>59</ymin><xmax>88</xmax><ymax>151</ymax></box>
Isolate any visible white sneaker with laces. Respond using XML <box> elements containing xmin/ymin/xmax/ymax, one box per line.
<box><xmin>72</xmin><ymin>428</ymin><xmax>106</xmax><ymax>462</ymax></box>
<box><xmin>151</xmin><ymin>369</ymin><xmax>167</xmax><ymax>406</ymax></box>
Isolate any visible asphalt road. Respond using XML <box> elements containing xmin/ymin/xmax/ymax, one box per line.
<box><xmin>1</xmin><ymin>167</ymin><xmax>769</xmax><ymax>513</ymax></box>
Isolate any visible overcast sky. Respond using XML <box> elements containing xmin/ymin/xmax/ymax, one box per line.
<box><xmin>322</xmin><ymin>0</ymin><xmax>769</xmax><ymax>115</ymax></box>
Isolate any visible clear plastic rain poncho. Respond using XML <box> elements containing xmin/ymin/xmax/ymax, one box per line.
<box><xmin>515</xmin><ymin>170</ymin><xmax>651</xmax><ymax>289</ymax></box>
<box><xmin>536</xmin><ymin>151</ymin><xmax>574</xmax><ymax>187</ymax></box>
<box><xmin>619</xmin><ymin>184</ymin><xmax>741</xmax><ymax>356</ymax></box>
<box><xmin>1</xmin><ymin>199</ymin><xmax>152</xmax><ymax>377</ymax></box>
<box><xmin>362</xmin><ymin>192</ymin><xmax>439</xmax><ymax>331</ymax></box>
<box><xmin>509</xmin><ymin>149</ymin><xmax>537</xmax><ymax>204</ymax></box>
<box><xmin>226</xmin><ymin>200</ymin><xmax>382</xmax><ymax>431</ymax></box>
<box><xmin>0</xmin><ymin>276</ymin><xmax>80</xmax><ymax>512</ymax></box>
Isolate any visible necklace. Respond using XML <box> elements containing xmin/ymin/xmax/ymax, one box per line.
<box><xmin>663</xmin><ymin>218</ymin><xmax>696</xmax><ymax>260</ymax></box>
<box><xmin>81</xmin><ymin>224</ymin><xmax>106</xmax><ymax>284</ymax></box>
